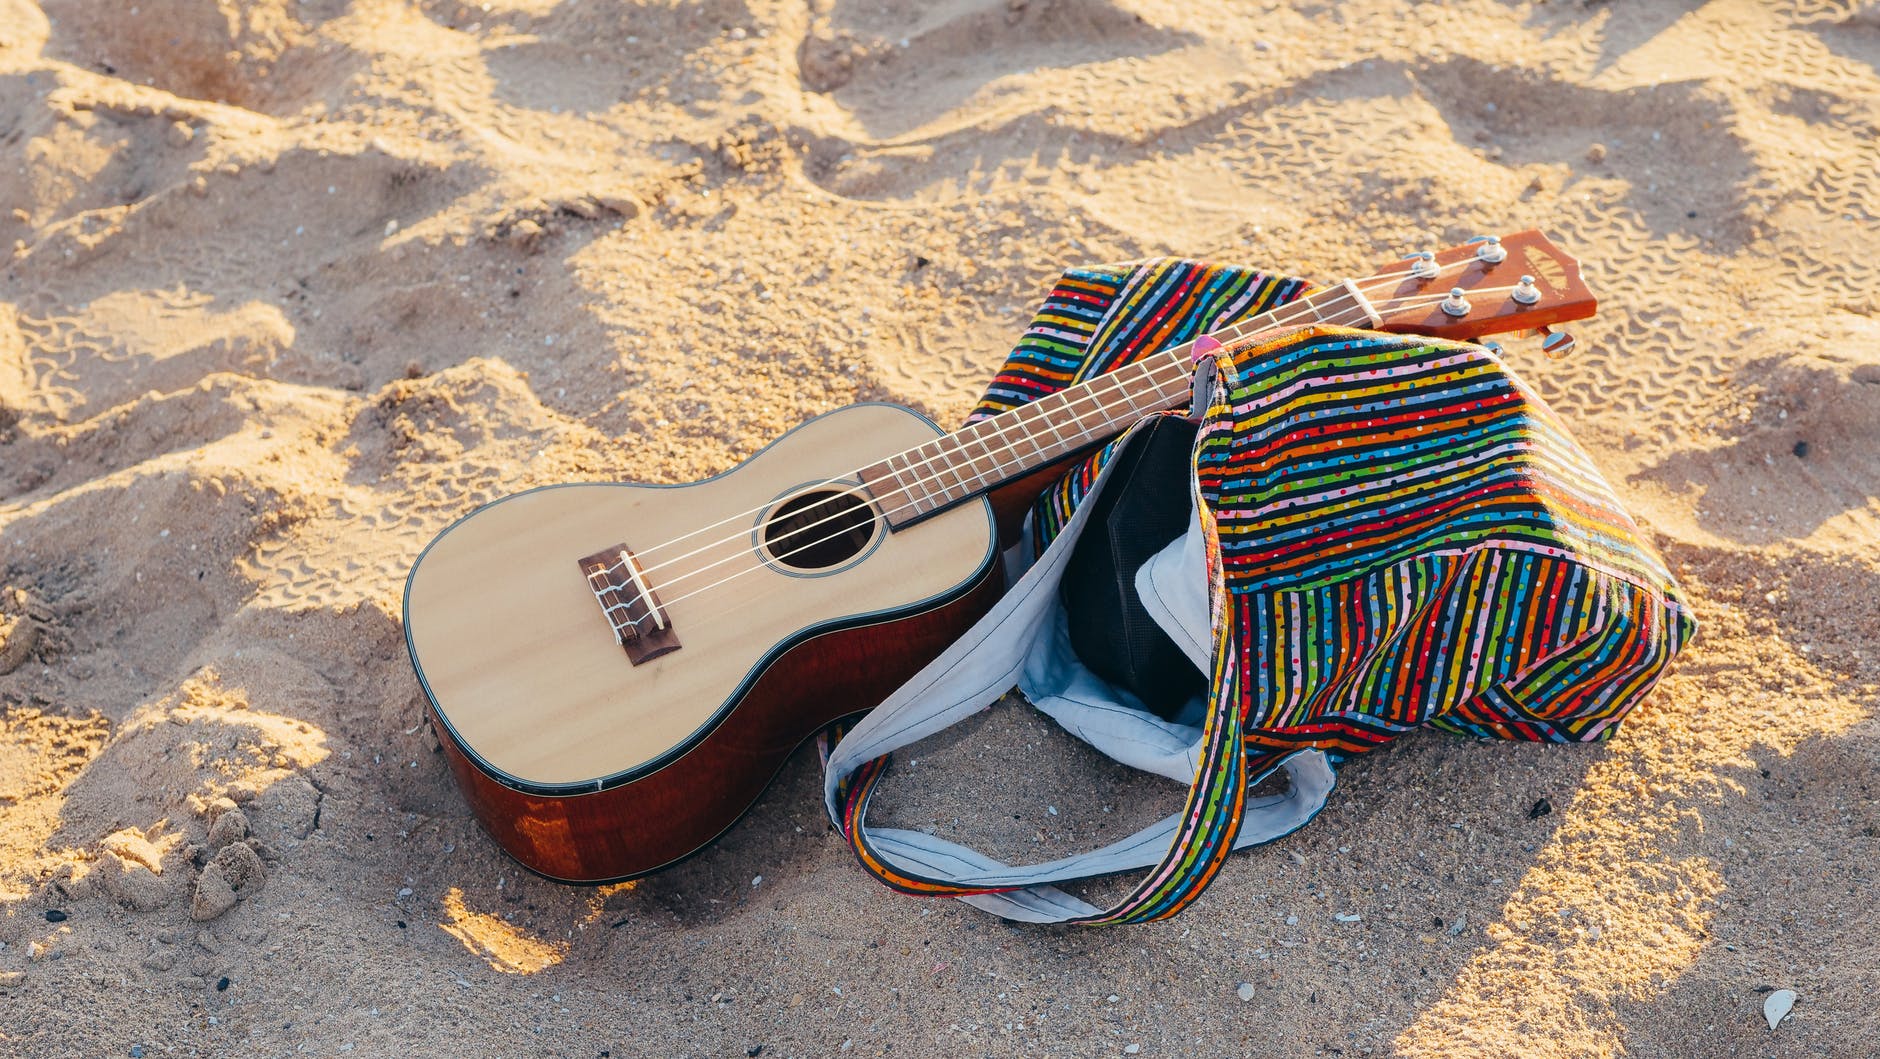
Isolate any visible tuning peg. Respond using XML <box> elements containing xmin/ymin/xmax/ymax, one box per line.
<box><xmin>1481</xmin><ymin>340</ymin><xmax>1505</xmax><ymax>356</ymax></box>
<box><xmin>1404</xmin><ymin>250</ymin><xmax>1440</xmax><ymax>280</ymax></box>
<box><xmin>1440</xmin><ymin>287</ymin><xmax>1471</xmax><ymax>317</ymax></box>
<box><xmin>1468</xmin><ymin>235</ymin><xmax>1508</xmax><ymax>264</ymax></box>
<box><xmin>1539</xmin><ymin>327</ymin><xmax>1576</xmax><ymax>359</ymax></box>
<box><xmin>1510</xmin><ymin>275</ymin><xmax>1540</xmax><ymax>305</ymax></box>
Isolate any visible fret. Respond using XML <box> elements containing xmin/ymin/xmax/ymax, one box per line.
<box><xmin>1014</xmin><ymin>407</ymin><xmax>1055</xmax><ymax>470</ymax></box>
<box><xmin>854</xmin><ymin>242</ymin><xmax>1572</xmax><ymax>531</ymax></box>
<box><xmin>922</xmin><ymin>441</ymin><xmax>958</xmax><ymax>503</ymax></box>
<box><xmin>1034</xmin><ymin>393</ymin><xmax>1077</xmax><ymax>453</ymax></box>
<box><xmin>972</xmin><ymin>410</ymin><xmax>1035</xmax><ymax>482</ymax></box>
<box><xmin>891</xmin><ymin>450</ymin><xmax>931</xmax><ymax>518</ymax></box>
<box><xmin>866</xmin><ymin>286</ymin><xmax>1364</xmax><ymax>529</ymax></box>
<box><xmin>966</xmin><ymin>421</ymin><xmax>1006</xmax><ymax>489</ymax></box>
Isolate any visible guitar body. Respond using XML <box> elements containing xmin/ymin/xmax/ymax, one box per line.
<box><xmin>404</xmin><ymin>403</ymin><xmax>1002</xmax><ymax>881</ymax></box>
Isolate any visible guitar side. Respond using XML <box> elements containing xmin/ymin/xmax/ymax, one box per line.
<box><xmin>428</xmin><ymin>561</ymin><xmax>1005</xmax><ymax>881</ymax></box>
<box><xmin>404</xmin><ymin>402</ymin><xmax>1012</xmax><ymax>881</ymax></box>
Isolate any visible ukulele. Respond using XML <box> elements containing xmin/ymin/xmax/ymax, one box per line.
<box><xmin>403</xmin><ymin>231</ymin><xmax>1595</xmax><ymax>882</ymax></box>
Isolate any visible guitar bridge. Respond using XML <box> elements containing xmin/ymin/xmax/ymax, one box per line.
<box><xmin>578</xmin><ymin>543</ymin><xmax>681</xmax><ymax>665</ymax></box>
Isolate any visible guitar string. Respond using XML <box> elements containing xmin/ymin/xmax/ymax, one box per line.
<box><xmin>588</xmin><ymin>284</ymin><xmax>1362</xmax><ymax>616</ymax></box>
<box><xmin>594</xmin><ymin>252</ymin><xmax>1488</xmax><ymax>598</ymax></box>
<box><xmin>591</xmin><ymin>254</ymin><xmax>1477</xmax><ymax>595</ymax></box>
<box><xmin>605</xmin><ymin>279</ymin><xmax>1526</xmax><ymax>629</ymax></box>
<box><xmin>631</xmin><ymin>291</ymin><xmax>1404</xmax><ymax>633</ymax></box>
<box><xmin>621</xmin><ymin>280</ymin><xmax>1532</xmax><ymax>630</ymax></box>
<box><xmin>604</xmin><ymin>277</ymin><xmax>1520</xmax><ymax>620</ymax></box>
<box><xmin>589</xmin><ymin>284</ymin><xmax>1340</xmax><ymax>587</ymax></box>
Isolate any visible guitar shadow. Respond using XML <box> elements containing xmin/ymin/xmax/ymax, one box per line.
<box><xmin>583</xmin><ymin>734</ymin><xmax>856</xmax><ymax>929</ymax></box>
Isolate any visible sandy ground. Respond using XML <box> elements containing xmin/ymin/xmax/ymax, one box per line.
<box><xmin>2</xmin><ymin>0</ymin><xmax>1878</xmax><ymax>1056</ymax></box>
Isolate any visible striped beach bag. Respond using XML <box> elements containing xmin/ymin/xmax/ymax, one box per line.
<box><xmin>822</xmin><ymin>259</ymin><xmax>1697</xmax><ymax>925</ymax></box>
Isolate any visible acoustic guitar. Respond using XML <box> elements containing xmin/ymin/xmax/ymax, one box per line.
<box><xmin>403</xmin><ymin>231</ymin><xmax>1595</xmax><ymax>882</ymax></box>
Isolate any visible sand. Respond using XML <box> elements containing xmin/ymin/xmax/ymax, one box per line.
<box><xmin>3</xmin><ymin>0</ymin><xmax>1878</xmax><ymax>1055</ymax></box>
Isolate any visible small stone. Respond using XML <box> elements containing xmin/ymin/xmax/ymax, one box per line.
<box><xmin>0</xmin><ymin>612</ymin><xmax>38</xmax><ymax>674</ymax></box>
<box><xmin>207</xmin><ymin>808</ymin><xmax>250</xmax><ymax>850</ymax></box>
<box><xmin>131</xmin><ymin>1047</ymin><xmax>145</xmax><ymax>1058</ymax></box>
<box><xmin>747</xmin><ymin>1048</ymin><xmax>764</xmax><ymax>1058</ymax></box>
<box><xmin>1125</xmin><ymin>1046</ymin><xmax>1141</xmax><ymax>1055</ymax></box>
<box><xmin>384</xmin><ymin>219</ymin><xmax>399</xmax><ymax>236</ymax></box>
<box><xmin>1448</xmin><ymin>913</ymin><xmax>1467</xmax><ymax>936</ymax></box>
<box><xmin>191</xmin><ymin>867</ymin><xmax>237</xmax><ymax>922</ymax></box>
<box><xmin>1236</xmin><ymin>982</ymin><xmax>1256</xmax><ymax>1002</ymax></box>
<box><xmin>751</xmin><ymin>875</ymin><xmax>762</xmax><ymax>888</ymax></box>
<box><xmin>397</xmin><ymin>887</ymin><xmax>413</xmax><ymax>898</ymax></box>
<box><xmin>217</xmin><ymin>976</ymin><xmax>230</xmax><ymax>991</ymax></box>
<box><xmin>212</xmin><ymin>842</ymin><xmax>266</xmax><ymax>889</ymax></box>
<box><xmin>1764</xmin><ymin>988</ymin><xmax>1796</xmax><ymax>1030</ymax></box>
<box><xmin>0</xmin><ymin>970</ymin><xmax>24</xmax><ymax>987</ymax></box>
<box><xmin>1793</xmin><ymin>440</ymin><xmax>1809</xmax><ymax>459</ymax></box>
<box><xmin>44</xmin><ymin>909</ymin><xmax>67</xmax><ymax>923</ymax></box>
<box><xmin>1585</xmin><ymin>143</ymin><xmax>1607</xmax><ymax>164</ymax></box>
<box><xmin>507</xmin><ymin>218</ymin><xmax>545</xmax><ymax>253</ymax></box>
<box><xmin>590</xmin><ymin>191</ymin><xmax>642</xmax><ymax>220</ymax></box>
<box><xmin>560</xmin><ymin>195</ymin><xmax>604</xmax><ymax>220</ymax></box>
<box><xmin>1284</xmin><ymin>915</ymin><xmax>1299</xmax><ymax>926</ymax></box>
<box><xmin>1529</xmin><ymin>797</ymin><xmax>1552</xmax><ymax>819</ymax></box>
<box><xmin>191</xmin><ymin>844</ymin><xmax>263</xmax><ymax>921</ymax></box>
<box><xmin>1333</xmin><ymin>913</ymin><xmax>1362</xmax><ymax>924</ymax></box>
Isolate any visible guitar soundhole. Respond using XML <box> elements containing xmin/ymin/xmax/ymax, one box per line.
<box><xmin>759</xmin><ymin>488</ymin><xmax>880</xmax><ymax>572</ymax></box>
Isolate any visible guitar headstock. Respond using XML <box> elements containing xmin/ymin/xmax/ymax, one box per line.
<box><xmin>1360</xmin><ymin>230</ymin><xmax>1595</xmax><ymax>345</ymax></box>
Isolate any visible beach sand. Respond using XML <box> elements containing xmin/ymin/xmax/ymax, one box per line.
<box><xmin>2</xmin><ymin>0</ymin><xmax>1877</xmax><ymax>1055</ymax></box>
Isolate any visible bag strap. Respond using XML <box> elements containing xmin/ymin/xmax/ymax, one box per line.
<box><xmin>835</xmin><ymin>741</ymin><xmax>1334</xmax><ymax>924</ymax></box>
<box><xmin>822</xmin><ymin>391</ymin><xmax>1335</xmax><ymax>925</ymax></box>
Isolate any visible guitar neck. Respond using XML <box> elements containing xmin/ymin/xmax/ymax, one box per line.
<box><xmin>858</xmin><ymin>282</ymin><xmax>1374</xmax><ymax>530</ymax></box>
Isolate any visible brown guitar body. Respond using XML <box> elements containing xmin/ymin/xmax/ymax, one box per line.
<box><xmin>406</xmin><ymin>403</ymin><xmax>1041</xmax><ymax>882</ymax></box>
<box><xmin>431</xmin><ymin>565</ymin><xmax>1004</xmax><ymax>881</ymax></box>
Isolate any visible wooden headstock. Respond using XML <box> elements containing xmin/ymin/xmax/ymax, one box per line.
<box><xmin>1360</xmin><ymin>230</ymin><xmax>1595</xmax><ymax>345</ymax></box>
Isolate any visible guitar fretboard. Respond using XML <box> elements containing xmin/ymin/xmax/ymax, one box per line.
<box><xmin>857</xmin><ymin>282</ymin><xmax>1371</xmax><ymax>529</ymax></box>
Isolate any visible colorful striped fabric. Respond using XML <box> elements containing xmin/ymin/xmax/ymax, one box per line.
<box><xmin>968</xmin><ymin>258</ymin><xmax>1313</xmax><ymax>422</ymax></box>
<box><xmin>971</xmin><ymin>258</ymin><xmax>1312</xmax><ymax>554</ymax></box>
<box><xmin>1188</xmin><ymin>324</ymin><xmax>1695</xmax><ymax>773</ymax></box>
<box><xmin>835</xmin><ymin>258</ymin><xmax>1695</xmax><ymax>924</ymax></box>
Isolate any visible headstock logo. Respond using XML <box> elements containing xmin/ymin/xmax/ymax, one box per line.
<box><xmin>1521</xmin><ymin>246</ymin><xmax>1568</xmax><ymax>292</ymax></box>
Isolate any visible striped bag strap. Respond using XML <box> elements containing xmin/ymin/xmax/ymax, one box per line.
<box><xmin>822</xmin><ymin>373</ymin><xmax>1335</xmax><ymax>925</ymax></box>
<box><xmin>830</xmin><ymin>711</ymin><xmax>1335</xmax><ymax>925</ymax></box>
